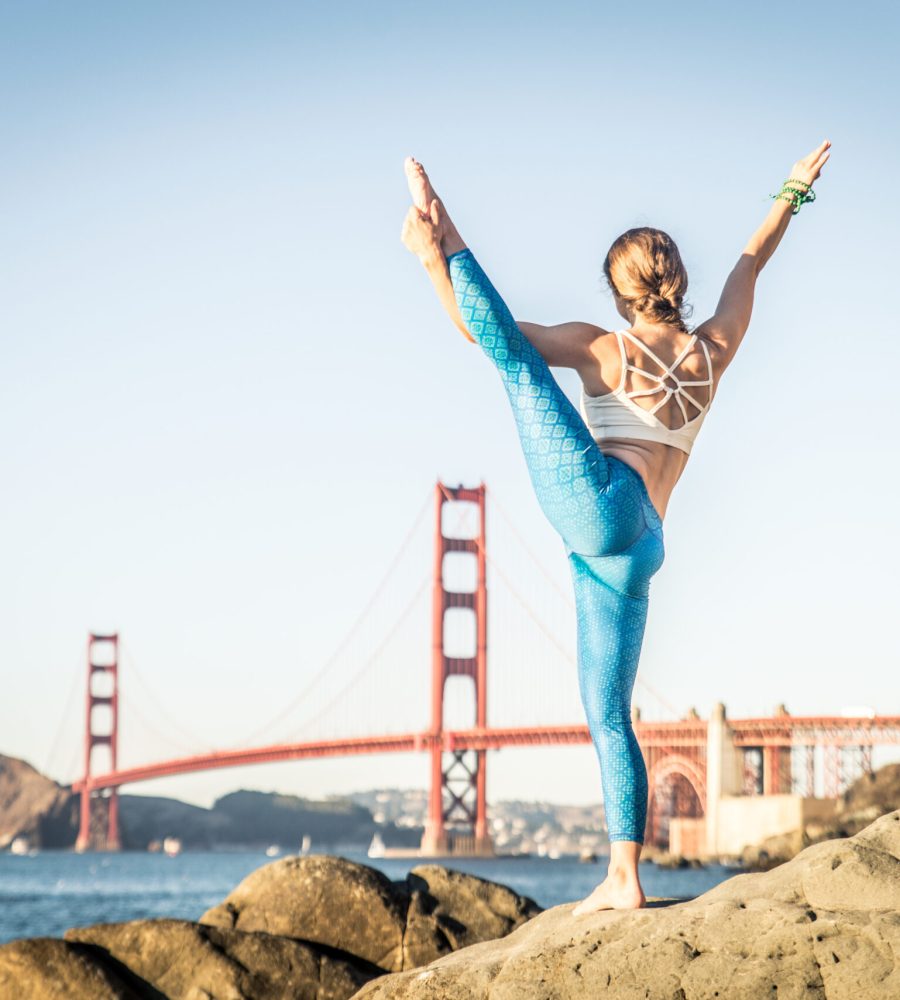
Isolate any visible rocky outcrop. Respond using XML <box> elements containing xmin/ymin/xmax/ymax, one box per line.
<box><xmin>199</xmin><ymin>854</ymin><xmax>542</xmax><ymax>972</ymax></box>
<box><xmin>841</xmin><ymin>762</ymin><xmax>900</xmax><ymax>817</ymax></box>
<box><xmin>355</xmin><ymin>809</ymin><xmax>900</xmax><ymax>999</ymax></box>
<box><xmin>0</xmin><ymin>856</ymin><xmax>541</xmax><ymax>999</ymax></box>
<box><xmin>0</xmin><ymin>937</ymin><xmax>144</xmax><ymax>999</ymax></box>
<box><xmin>64</xmin><ymin>918</ymin><xmax>378</xmax><ymax>999</ymax></box>
<box><xmin>0</xmin><ymin>754</ymin><xmax>72</xmax><ymax>849</ymax></box>
<box><xmin>201</xmin><ymin>855</ymin><xmax>409</xmax><ymax>971</ymax></box>
<box><xmin>741</xmin><ymin>764</ymin><xmax>900</xmax><ymax>870</ymax></box>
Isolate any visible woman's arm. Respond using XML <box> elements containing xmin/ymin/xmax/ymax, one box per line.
<box><xmin>703</xmin><ymin>139</ymin><xmax>831</xmax><ymax>368</ymax></box>
<box><xmin>419</xmin><ymin>244</ymin><xmax>476</xmax><ymax>342</ymax></box>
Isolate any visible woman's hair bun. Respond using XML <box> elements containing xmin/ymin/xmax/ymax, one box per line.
<box><xmin>603</xmin><ymin>227</ymin><xmax>693</xmax><ymax>331</ymax></box>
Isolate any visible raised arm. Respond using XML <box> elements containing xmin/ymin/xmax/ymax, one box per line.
<box><xmin>703</xmin><ymin>140</ymin><xmax>831</xmax><ymax>370</ymax></box>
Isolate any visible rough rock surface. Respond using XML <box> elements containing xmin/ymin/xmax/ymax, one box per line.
<box><xmin>64</xmin><ymin>918</ymin><xmax>377</xmax><ymax>999</ymax></box>
<box><xmin>0</xmin><ymin>937</ymin><xmax>144</xmax><ymax>999</ymax></box>
<box><xmin>355</xmin><ymin>809</ymin><xmax>900</xmax><ymax>999</ymax></box>
<box><xmin>402</xmin><ymin>864</ymin><xmax>540</xmax><ymax>967</ymax></box>
<box><xmin>199</xmin><ymin>854</ymin><xmax>542</xmax><ymax>972</ymax></box>
<box><xmin>201</xmin><ymin>854</ymin><xmax>407</xmax><ymax>971</ymax></box>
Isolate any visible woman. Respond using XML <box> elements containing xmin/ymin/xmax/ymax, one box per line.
<box><xmin>400</xmin><ymin>141</ymin><xmax>831</xmax><ymax>914</ymax></box>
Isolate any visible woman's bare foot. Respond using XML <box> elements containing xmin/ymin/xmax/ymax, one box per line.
<box><xmin>572</xmin><ymin>865</ymin><xmax>646</xmax><ymax>915</ymax></box>
<box><xmin>403</xmin><ymin>156</ymin><xmax>466</xmax><ymax>257</ymax></box>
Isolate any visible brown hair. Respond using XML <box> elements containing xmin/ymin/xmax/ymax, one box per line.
<box><xmin>602</xmin><ymin>227</ymin><xmax>693</xmax><ymax>332</ymax></box>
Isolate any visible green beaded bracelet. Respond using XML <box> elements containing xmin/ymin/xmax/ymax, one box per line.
<box><xmin>770</xmin><ymin>179</ymin><xmax>816</xmax><ymax>215</ymax></box>
<box><xmin>773</xmin><ymin>191</ymin><xmax>802</xmax><ymax>214</ymax></box>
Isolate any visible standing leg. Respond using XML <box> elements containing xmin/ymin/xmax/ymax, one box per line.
<box><xmin>571</xmin><ymin>553</ymin><xmax>651</xmax><ymax>844</ymax></box>
<box><xmin>570</xmin><ymin>537</ymin><xmax>664</xmax><ymax>914</ymax></box>
<box><xmin>447</xmin><ymin>247</ymin><xmax>645</xmax><ymax>558</ymax></box>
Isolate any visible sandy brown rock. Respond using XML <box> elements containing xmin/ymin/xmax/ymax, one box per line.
<box><xmin>0</xmin><ymin>936</ymin><xmax>145</xmax><ymax>999</ymax></box>
<box><xmin>200</xmin><ymin>854</ymin><xmax>408</xmax><ymax>971</ymax></box>
<box><xmin>402</xmin><ymin>864</ymin><xmax>542</xmax><ymax>968</ymax></box>
<box><xmin>199</xmin><ymin>854</ymin><xmax>542</xmax><ymax>974</ymax></box>
<box><xmin>354</xmin><ymin>810</ymin><xmax>900</xmax><ymax>999</ymax></box>
<box><xmin>65</xmin><ymin>917</ymin><xmax>378</xmax><ymax>1000</ymax></box>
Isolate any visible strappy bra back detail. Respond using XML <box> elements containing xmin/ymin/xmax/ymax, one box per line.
<box><xmin>579</xmin><ymin>329</ymin><xmax>715</xmax><ymax>455</ymax></box>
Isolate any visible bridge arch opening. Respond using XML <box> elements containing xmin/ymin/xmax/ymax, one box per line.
<box><xmin>646</xmin><ymin>755</ymin><xmax>706</xmax><ymax>851</ymax></box>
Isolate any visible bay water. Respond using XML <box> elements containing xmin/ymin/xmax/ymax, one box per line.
<box><xmin>0</xmin><ymin>848</ymin><xmax>738</xmax><ymax>945</ymax></box>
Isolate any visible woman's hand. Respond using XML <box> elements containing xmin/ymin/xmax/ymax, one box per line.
<box><xmin>400</xmin><ymin>199</ymin><xmax>444</xmax><ymax>261</ymax></box>
<box><xmin>789</xmin><ymin>139</ymin><xmax>832</xmax><ymax>187</ymax></box>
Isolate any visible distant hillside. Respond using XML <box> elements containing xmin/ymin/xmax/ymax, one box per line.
<box><xmin>0</xmin><ymin>753</ymin><xmax>421</xmax><ymax>850</ymax></box>
<box><xmin>838</xmin><ymin>762</ymin><xmax>900</xmax><ymax>822</ymax></box>
<box><xmin>0</xmin><ymin>755</ymin><xmax>73</xmax><ymax>849</ymax></box>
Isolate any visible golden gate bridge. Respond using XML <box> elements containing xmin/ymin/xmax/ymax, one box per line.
<box><xmin>66</xmin><ymin>481</ymin><xmax>900</xmax><ymax>857</ymax></box>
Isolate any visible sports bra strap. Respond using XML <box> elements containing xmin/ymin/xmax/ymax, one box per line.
<box><xmin>612</xmin><ymin>330</ymin><xmax>629</xmax><ymax>393</ymax></box>
<box><xmin>619</xmin><ymin>328</ymin><xmax>698</xmax><ymax>378</ymax></box>
<box><xmin>612</xmin><ymin>328</ymin><xmax>714</xmax><ymax>421</ymax></box>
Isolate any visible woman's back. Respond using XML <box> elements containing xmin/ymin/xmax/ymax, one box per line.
<box><xmin>576</xmin><ymin>322</ymin><xmax>724</xmax><ymax>519</ymax></box>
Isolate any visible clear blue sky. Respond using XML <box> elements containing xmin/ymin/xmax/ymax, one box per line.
<box><xmin>2</xmin><ymin>1</ymin><xmax>898</xmax><ymax>810</ymax></box>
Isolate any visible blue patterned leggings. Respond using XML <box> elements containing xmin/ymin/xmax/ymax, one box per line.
<box><xmin>447</xmin><ymin>248</ymin><xmax>666</xmax><ymax>843</ymax></box>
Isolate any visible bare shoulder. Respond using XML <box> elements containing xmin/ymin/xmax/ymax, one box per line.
<box><xmin>691</xmin><ymin>319</ymin><xmax>734</xmax><ymax>384</ymax></box>
<box><xmin>579</xmin><ymin>324</ymin><xmax>623</xmax><ymax>395</ymax></box>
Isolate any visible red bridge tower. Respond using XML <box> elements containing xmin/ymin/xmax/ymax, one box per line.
<box><xmin>421</xmin><ymin>481</ymin><xmax>493</xmax><ymax>856</ymax></box>
<box><xmin>74</xmin><ymin>633</ymin><xmax>121</xmax><ymax>851</ymax></box>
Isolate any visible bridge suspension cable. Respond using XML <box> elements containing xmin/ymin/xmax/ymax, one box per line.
<box><xmin>286</xmin><ymin>573</ymin><xmax>431</xmax><ymax>741</ymax></box>
<box><xmin>119</xmin><ymin>638</ymin><xmax>213</xmax><ymax>753</ymax></box>
<box><xmin>284</xmin><ymin>494</ymin><xmax>486</xmax><ymax>736</ymax></box>
<box><xmin>42</xmin><ymin>651</ymin><xmax>84</xmax><ymax>782</ymax></box>
<box><xmin>233</xmin><ymin>486</ymin><xmax>434</xmax><ymax>747</ymax></box>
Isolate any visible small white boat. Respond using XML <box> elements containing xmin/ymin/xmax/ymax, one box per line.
<box><xmin>367</xmin><ymin>832</ymin><xmax>385</xmax><ymax>858</ymax></box>
<box><xmin>299</xmin><ymin>834</ymin><xmax>312</xmax><ymax>856</ymax></box>
<box><xmin>265</xmin><ymin>844</ymin><xmax>280</xmax><ymax>857</ymax></box>
<box><xmin>10</xmin><ymin>837</ymin><xmax>30</xmax><ymax>856</ymax></box>
<box><xmin>163</xmin><ymin>837</ymin><xmax>182</xmax><ymax>857</ymax></box>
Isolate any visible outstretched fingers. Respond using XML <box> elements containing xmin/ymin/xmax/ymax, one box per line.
<box><xmin>805</xmin><ymin>139</ymin><xmax>832</xmax><ymax>176</ymax></box>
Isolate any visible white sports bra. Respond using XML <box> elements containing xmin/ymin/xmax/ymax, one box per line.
<box><xmin>579</xmin><ymin>329</ymin><xmax>715</xmax><ymax>455</ymax></box>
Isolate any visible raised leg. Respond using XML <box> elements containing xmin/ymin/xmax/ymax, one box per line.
<box><xmin>404</xmin><ymin>156</ymin><xmax>466</xmax><ymax>258</ymax></box>
<box><xmin>447</xmin><ymin>247</ymin><xmax>645</xmax><ymax>557</ymax></box>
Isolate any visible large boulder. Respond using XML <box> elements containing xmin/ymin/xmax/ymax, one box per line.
<box><xmin>0</xmin><ymin>937</ymin><xmax>144</xmax><ymax>999</ymax></box>
<box><xmin>353</xmin><ymin>809</ymin><xmax>900</xmax><ymax>999</ymax></box>
<box><xmin>200</xmin><ymin>854</ymin><xmax>409</xmax><ymax>971</ymax></box>
<box><xmin>199</xmin><ymin>854</ymin><xmax>542</xmax><ymax>972</ymax></box>
<box><xmin>403</xmin><ymin>864</ymin><xmax>541</xmax><ymax>968</ymax></box>
<box><xmin>64</xmin><ymin>918</ymin><xmax>377</xmax><ymax>999</ymax></box>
